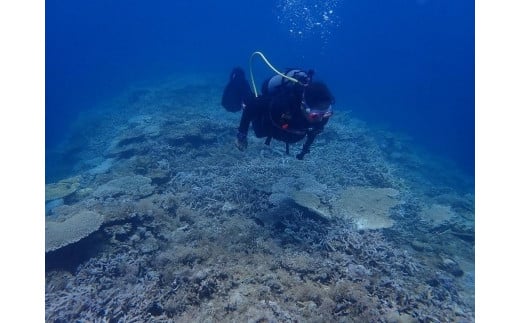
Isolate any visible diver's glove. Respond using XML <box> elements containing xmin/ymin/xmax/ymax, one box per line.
<box><xmin>235</xmin><ymin>132</ymin><xmax>248</xmax><ymax>151</ymax></box>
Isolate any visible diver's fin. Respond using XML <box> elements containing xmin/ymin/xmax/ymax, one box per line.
<box><xmin>221</xmin><ymin>67</ymin><xmax>253</xmax><ymax>112</ymax></box>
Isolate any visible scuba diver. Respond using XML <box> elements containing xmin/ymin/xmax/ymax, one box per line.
<box><xmin>221</xmin><ymin>52</ymin><xmax>335</xmax><ymax>160</ymax></box>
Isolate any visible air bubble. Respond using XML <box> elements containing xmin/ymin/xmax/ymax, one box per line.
<box><xmin>276</xmin><ymin>0</ymin><xmax>341</xmax><ymax>41</ymax></box>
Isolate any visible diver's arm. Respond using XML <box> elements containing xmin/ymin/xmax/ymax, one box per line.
<box><xmin>296</xmin><ymin>129</ymin><xmax>320</xmax><ymax>160</ymax></box>
<box><xmin>296</xmin><ymin>116</ymin><xmax>329</xmax><ymax>159</ymax></box>
<box><xmin>237</xmin><ymin>107</ymin><xmax>253</xmax><ymax>135</ymax></box>
<box><xmin>237</xmin><ymin>96</ymin><xmax>263</xmax><ymax>135</ymax></box>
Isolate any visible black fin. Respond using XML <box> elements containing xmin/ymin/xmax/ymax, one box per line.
<box><xmin>221</xmin><ymin>67</ymin><xmax>253</xmax><ymax>112</ymax></box>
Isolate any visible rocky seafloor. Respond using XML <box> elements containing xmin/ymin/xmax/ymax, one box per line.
<box><xmin>45</xmin><ymin>74</ymin><xmax>475</xmax><ymax>322</ymax></box>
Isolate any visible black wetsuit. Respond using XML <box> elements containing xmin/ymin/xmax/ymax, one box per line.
<box><xmin>238</xmin><ymin>90</ymin><xmax>329</xmax><ymax>158</ymax></box>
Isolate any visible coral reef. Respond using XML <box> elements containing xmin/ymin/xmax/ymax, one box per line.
<box><xmin>45</xmin><ymin>74</ymin><xmax>475</xmax><ymax>322</ymax></box>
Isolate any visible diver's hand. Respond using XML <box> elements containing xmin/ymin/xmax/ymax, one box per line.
<box><xmin>235</xmin><ymin>132</ymin><xmax>248</xmax><ymax>151</ymax></box>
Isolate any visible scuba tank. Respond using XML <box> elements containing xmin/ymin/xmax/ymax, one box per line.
<box><xmin>248</xmin><ymin>51</ymin><xmax>314</xmax><ymax>97</ymax></box>
<box><xmin>262</xmin><ymin>69</ymin><xmax>314</xmax><ymax>97</ymax></box>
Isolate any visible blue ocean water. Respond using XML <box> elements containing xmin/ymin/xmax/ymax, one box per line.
<box><xmin>46</xmin><ymin>0</ymin><xmax>474</xmax><ymax>175</ymax></box>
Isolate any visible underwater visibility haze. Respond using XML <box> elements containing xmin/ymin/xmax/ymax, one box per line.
<box><xmin>45</xmin><ymin>0</ymin><xmax>475</xmax><ymax>321</ymax></box>
<box><xmin>46</xmin><ymin>0</ymin><xmax>474</xmax><ymax>175</ymax></box>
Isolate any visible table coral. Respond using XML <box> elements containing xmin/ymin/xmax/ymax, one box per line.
<box><xmin>46</xmin><ymin>210</ymin><xmax>104</xmax><ymax>252</ymax></box>
<box><xmin>45</xmin><ymin>176</ymin><xmax>81</xmax><ymax>201</ymax></box>
<box><xmin>334</xmin><ymin>187</ymin><xmax>400</xmax><ymax>230</ymax></box>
